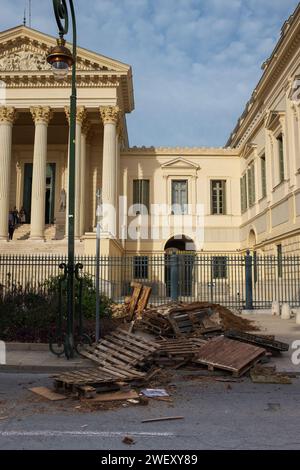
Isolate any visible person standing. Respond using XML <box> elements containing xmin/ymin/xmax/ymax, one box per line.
<box><xmin>8</xmin><ymin>211</ymin><xmax>15</xmax><ymax>241</ymax></box>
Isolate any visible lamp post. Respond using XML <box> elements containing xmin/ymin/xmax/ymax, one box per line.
<box><xmin>95</xmin><ymin>189</ymin><xmax>102</xmax><ymax>342</ymax></box>
<box><xmin>47</xmin><ymin>0</ymin><xmax>77</xmax><ymax>359</ymax></box>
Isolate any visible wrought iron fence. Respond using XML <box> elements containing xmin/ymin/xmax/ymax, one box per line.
<box><xmin>0</xmin><ymin>252</ymin><xmax>300</xmax><ymax>309</ymax></box>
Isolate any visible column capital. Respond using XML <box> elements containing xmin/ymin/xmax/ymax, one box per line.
<box><xmin>0</xmin><ymin>106</ymin><xmax>18</xmax><ymax>124</ymax></box>
<box><xmin>100</xmin><ymin>105</ymin><xmax>120</xmax><ymax>125</ymax></box>
<box><xmin>82</xmin><ymin>120</ymin><xmax>91</xmax><ymax>136</ymax></box>
<box><xmin>64</xmin><ymin>106</ymin><xmax>87</xmax><ymax>125</ymax></box>
<box><xmin>30</xmin><ymin>106</ymin><xmax>53</xmax><ymax>125</ymax></box>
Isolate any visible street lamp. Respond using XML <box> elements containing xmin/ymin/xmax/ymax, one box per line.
<box><xmin>47</xmin><ymin>0</ymin><xmax>77</xmax><ymax>359</ymax></box>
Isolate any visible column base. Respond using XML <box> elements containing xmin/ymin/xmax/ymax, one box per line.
<box><xmin>0</xmin><ymin>237</ymin><xmax>8</xmax><ymax>242</ymax></box>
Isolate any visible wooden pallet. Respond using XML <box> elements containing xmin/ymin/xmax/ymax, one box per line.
<box><xmin>54</xmin><ymin>366</ymin><xmax>146</xmax><ymax>397</ymax></box>
<box><xmin>194</xmin><ymin>336</ymin><xmax>266</xmax><ymax>377</ymax></box>
<box><xmin>225</xmin><ymin>330</ymin><xmax>289</xmax><ymax>355</ymax></box>
<box><xmin>168</xmin><ymin>308</ymin><xmax>214</xmax><ymax>336</ymax></box>
<box><xmin>80</xmin><ymin>328</ymin><xmax>159</xmax><ymax>370</ymax></box>
<box><xmin>154</xmin><ymin>338</ymin><xmax>207</xmax><ymax>366</ymax></box>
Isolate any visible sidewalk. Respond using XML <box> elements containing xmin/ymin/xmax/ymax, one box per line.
<box><xmin>1</xmin><ymin>343</ymin><xmax>94</xmax><ymax>373</ymax></box>
<box><xmin>241</xmin><ymin>313</ymin><xmax>300</xmax><ymax>375</ymax></box>
<box><xmin>1</xmin><ymin>314</ymin><xmax>300</xmax><ymax>374</ymax></box>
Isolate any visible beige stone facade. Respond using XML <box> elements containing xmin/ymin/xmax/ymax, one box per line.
<box><xmin>1</xmin><ymin>4</ymin><xmax>300</xmax><ymax>257</ymax></box>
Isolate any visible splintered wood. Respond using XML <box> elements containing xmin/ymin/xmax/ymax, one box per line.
<box><xmin>194</xmin><ymin>336</ymin><xmax>266</xmax><ymax>377</ymax></box>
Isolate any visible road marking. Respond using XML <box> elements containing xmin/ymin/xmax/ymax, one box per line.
<box><xmin>0</xmin><ymin>430</ymin><xmax>175</xmax><ymax>438</ymax></box>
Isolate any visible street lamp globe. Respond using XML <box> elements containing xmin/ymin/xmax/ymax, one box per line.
<box><xmin>51</xmin><ymin>61</ymin><xmax>70</xmax><ymax>80</ymax></box>
<box><xmin>47</xmin><ymin>38</ymin><xmax>74</xmax><ymax>80</ymax></box>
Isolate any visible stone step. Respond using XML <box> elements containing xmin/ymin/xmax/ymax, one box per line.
<box><xmin>0</xmin><ymin>239</ymin><xmax>84</xmax><ymax>255</ymax></box>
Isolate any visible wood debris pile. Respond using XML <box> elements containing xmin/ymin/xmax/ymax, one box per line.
<box><xmin>46</xmin><ymin>285</ymin><xmax>290</xmax><ymax>406</ymax></box>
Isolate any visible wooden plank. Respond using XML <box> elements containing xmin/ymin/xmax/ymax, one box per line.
<box><xmin>104</xmin><ymin>335</ymin><xmax>147</xmax><ymax>359</ymax></box>
<box><xmin>135</xmin><ymin>286</ymin><xmax>152</xmax><ymax>318</ymax></box>
<box><xmin>112</xmin><ymin>329</ymin><xmax>158</xmax><ymax>351</ymax></box>
<box><xmin>128</xmin><ymin>283</ymin><xmax>143</xmax><ymax>317</ymax></box>
<box><xmin>142</xmin><ymin>416</ymin><xmax>184</xmax><ymax>423</ymax></box>
<box><xmin>29</xmin><ymin>387</ymin><xmax>67</xmax><ymax>401</ymax></box>
<box><xmin>84</xmin><ymin>390</ymin><xmax>139</xmax><ymax>403</ymax></box>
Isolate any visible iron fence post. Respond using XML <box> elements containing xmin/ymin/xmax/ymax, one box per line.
<box><xmin>245</xmin><ymin>250</ymin><xmax>253</xmax><ymax>310</ymax></box>
<box><xmin>170</xmin><ymin>251</ymin><xmax>179</xmax><ymax>301</ymax></box>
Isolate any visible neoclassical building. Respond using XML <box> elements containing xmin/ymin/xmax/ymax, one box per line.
<box><xmin>1</xmin><ymin>3</ymin><xmax>300</xmax><ymax>257</ymax></box>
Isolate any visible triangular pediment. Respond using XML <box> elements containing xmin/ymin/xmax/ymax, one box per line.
<box><xmin>242</xmin><ymin>142</ymin><xmax>257</xmax><ymax>160</ymax></box>
<box><xmin>0</xmin><ymin>25</ymin><xmax>130</xmax><ymax>73</ymax></box>
<box><xmin>0</xmin><ymin>25</ymin><xmax>134</xmax><ymax>112</ymax></box>
<box><xmin>161</xmin><ymin>157</ymin><xmax>200</xmax><ymax>170</ymax></box>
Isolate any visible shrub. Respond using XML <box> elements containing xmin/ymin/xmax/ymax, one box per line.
<box><xmin>0</xmin><ymin>273</ymin><xmax>112</xmax><ymax>342</ymax></box>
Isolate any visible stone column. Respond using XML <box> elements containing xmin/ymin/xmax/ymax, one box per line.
<box><xmin>100</xmin><ymin>106</ymin><xmax>120</xmax><ymax>235</ymax></box>
<box><xmin>79</xmin><ymin>120</ymin><xmax>90</xmax><ymax>237</ymax></box>
<box><xmin>0</xmin><ymin>107</ymin><xmax>17</xmax><ymax>240</ymax></box>
<box><xmin>65</xmin><ymin>106</ymin><xmax>87</xmax><ymax>239</ymax></box>
<box><xmin>30</xmin><ymin>106</ymin><xmax>53</xmax><ymax>240</ymax></box>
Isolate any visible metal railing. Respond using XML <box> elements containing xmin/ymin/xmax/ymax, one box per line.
<box><xmin>1</xmin><ymin>252</ymin><xmax>300</xmax><ymax>309</ymax></box>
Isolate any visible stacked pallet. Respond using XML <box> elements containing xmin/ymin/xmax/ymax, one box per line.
<box><xmin>155</xmin><ymin>337</ymin><xmax>207</xmax><ymax>367</ymax></box>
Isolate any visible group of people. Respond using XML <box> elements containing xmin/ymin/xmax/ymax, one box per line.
<box><xmin>8</xmin><ymin>207</ymin><xmax>26</xmax><ymax>241</ymax></box>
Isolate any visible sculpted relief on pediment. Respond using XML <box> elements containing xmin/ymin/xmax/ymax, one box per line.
<box><xmin>0</xmin><ymin>50</ymin><xmax>51</xmax><ymax>71</ymax></box>
<box><xmin>0</xmin><ymin>48</ymin><xmax>115</xmax><ymax>73</ymax></box>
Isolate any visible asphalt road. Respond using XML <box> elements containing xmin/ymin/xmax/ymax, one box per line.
<box><xmin>0</xmin><ymin>371</ymin><xmax>300</xmax><ymax>450</ymax></box>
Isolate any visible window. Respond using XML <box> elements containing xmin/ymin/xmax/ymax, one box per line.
<box><xmin>247</xmin><ymin>164</ymin><xmax>256</xmax><ymax>207</ymax></box>
<box><xmin>212</xmin><ymin>256</ymin><xmax>228</xmax><ymax>279</ymax></box>
<box><xmin>261</xmin><ymin>154</ymin><xmax>267</xmax><ymax>198</ymax></box>
<box><xmin>133</xmin><ymin>180</ymin><xmax>150</xmax><ymax>214</ymax></box>
<box><xmin>133</xmin><ymin>256</ymin><xmax>149</xmax><ymax>279</ymax></box>
<box><xmin>277</xmin><ymin>134</ymin><xmax>285</xmax><ymax>183</ymax></box>
<box><xmin>211</xmin><ymin>180</ymin><xmax>226</xmax><ymax>215</ymax></box>
<box><xmin>171</xmin><ymin>180</ymin><xmax>188</xmax><ymax>215</ymax></box>
<box><xmin>277</xmin><ymin>244</ymin><xmax>283</xmax><ymax>278</ymax></box>
<box><xmin>241</xmin><ymin>174</ymin><xmax>248</xmax><ymax>213</ymax></box>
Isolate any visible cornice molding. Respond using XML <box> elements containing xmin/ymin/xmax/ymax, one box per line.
<box><xmin>0</xmin><ymin>73</ymin><xmax>121</xmax><ymax>89</ymax></box>
<box><xmin>122</xmin><ymin>146</ymin><xmax>240</xmax><ymax>157</ymax></box>
<box><xmin>228</xmin><ymin>6</ymin><xmax>300</xmax><ymax>148</ymax></box>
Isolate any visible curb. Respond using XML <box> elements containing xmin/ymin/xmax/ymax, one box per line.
<box><xmin>6</xmin><ymin>343</ymin><xmax>49</xmax><ymax>352</ymax></box>
<box><xmin>0</xmin><ymin>362</ymin><xmax>92</xmax><ymax>374</ymax></box>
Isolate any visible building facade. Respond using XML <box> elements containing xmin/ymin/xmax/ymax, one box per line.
<box><xmin>1</xmin><ymin>4</ymin><xmax>300</xmax><ymax>257</ymax></box>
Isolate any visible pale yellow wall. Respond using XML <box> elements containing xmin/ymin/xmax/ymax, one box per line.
<box><xmin>120</xmin><ymin>148</ymin><xmax>240</xmax><ymax>254</ymax></box>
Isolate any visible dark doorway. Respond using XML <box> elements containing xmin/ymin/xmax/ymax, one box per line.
<box><xmin>23</xmin><ymin>163</ymin><xmax>33</xmax><ymax>223</ymax></box>
<box><xmin>23</xmin><ymin>163</ymin><xmax>56</xmax><ymax>224</ymax></box>
<box><xmin>164</xmin><ymin>236</ymin><xmax>196</xmax><ymax>298</ymax></box>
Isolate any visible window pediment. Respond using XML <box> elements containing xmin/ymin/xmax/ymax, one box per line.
<box><xmin>161</xmin><ymin>157</ymin><xmax>200</xmax><ymax>171</ymax></box>
<box><xmin>265</xmin><ymin>111</ymin><xmax>285</xmax><ymax>131</ymax></box>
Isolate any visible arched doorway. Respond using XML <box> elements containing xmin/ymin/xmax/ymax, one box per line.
<box><xmin>164</xmin><ymin>235</ymin><xmax>196</xmax><ymax>298</ymax></box>
<box><xmin>248</xmin><ymin>229</ymin><xmax>256</xmax><ymax>250</ymax></box>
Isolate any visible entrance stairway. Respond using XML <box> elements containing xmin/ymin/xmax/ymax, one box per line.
<box><xmin>0</xmin><ymin>225</ymin><xmax>85</xmax><ymax>255</ymax></box>
<box><xmin>13</xmin><ymin>224</ymin><xmax>64</xmax><ymax>241</ymax></box>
